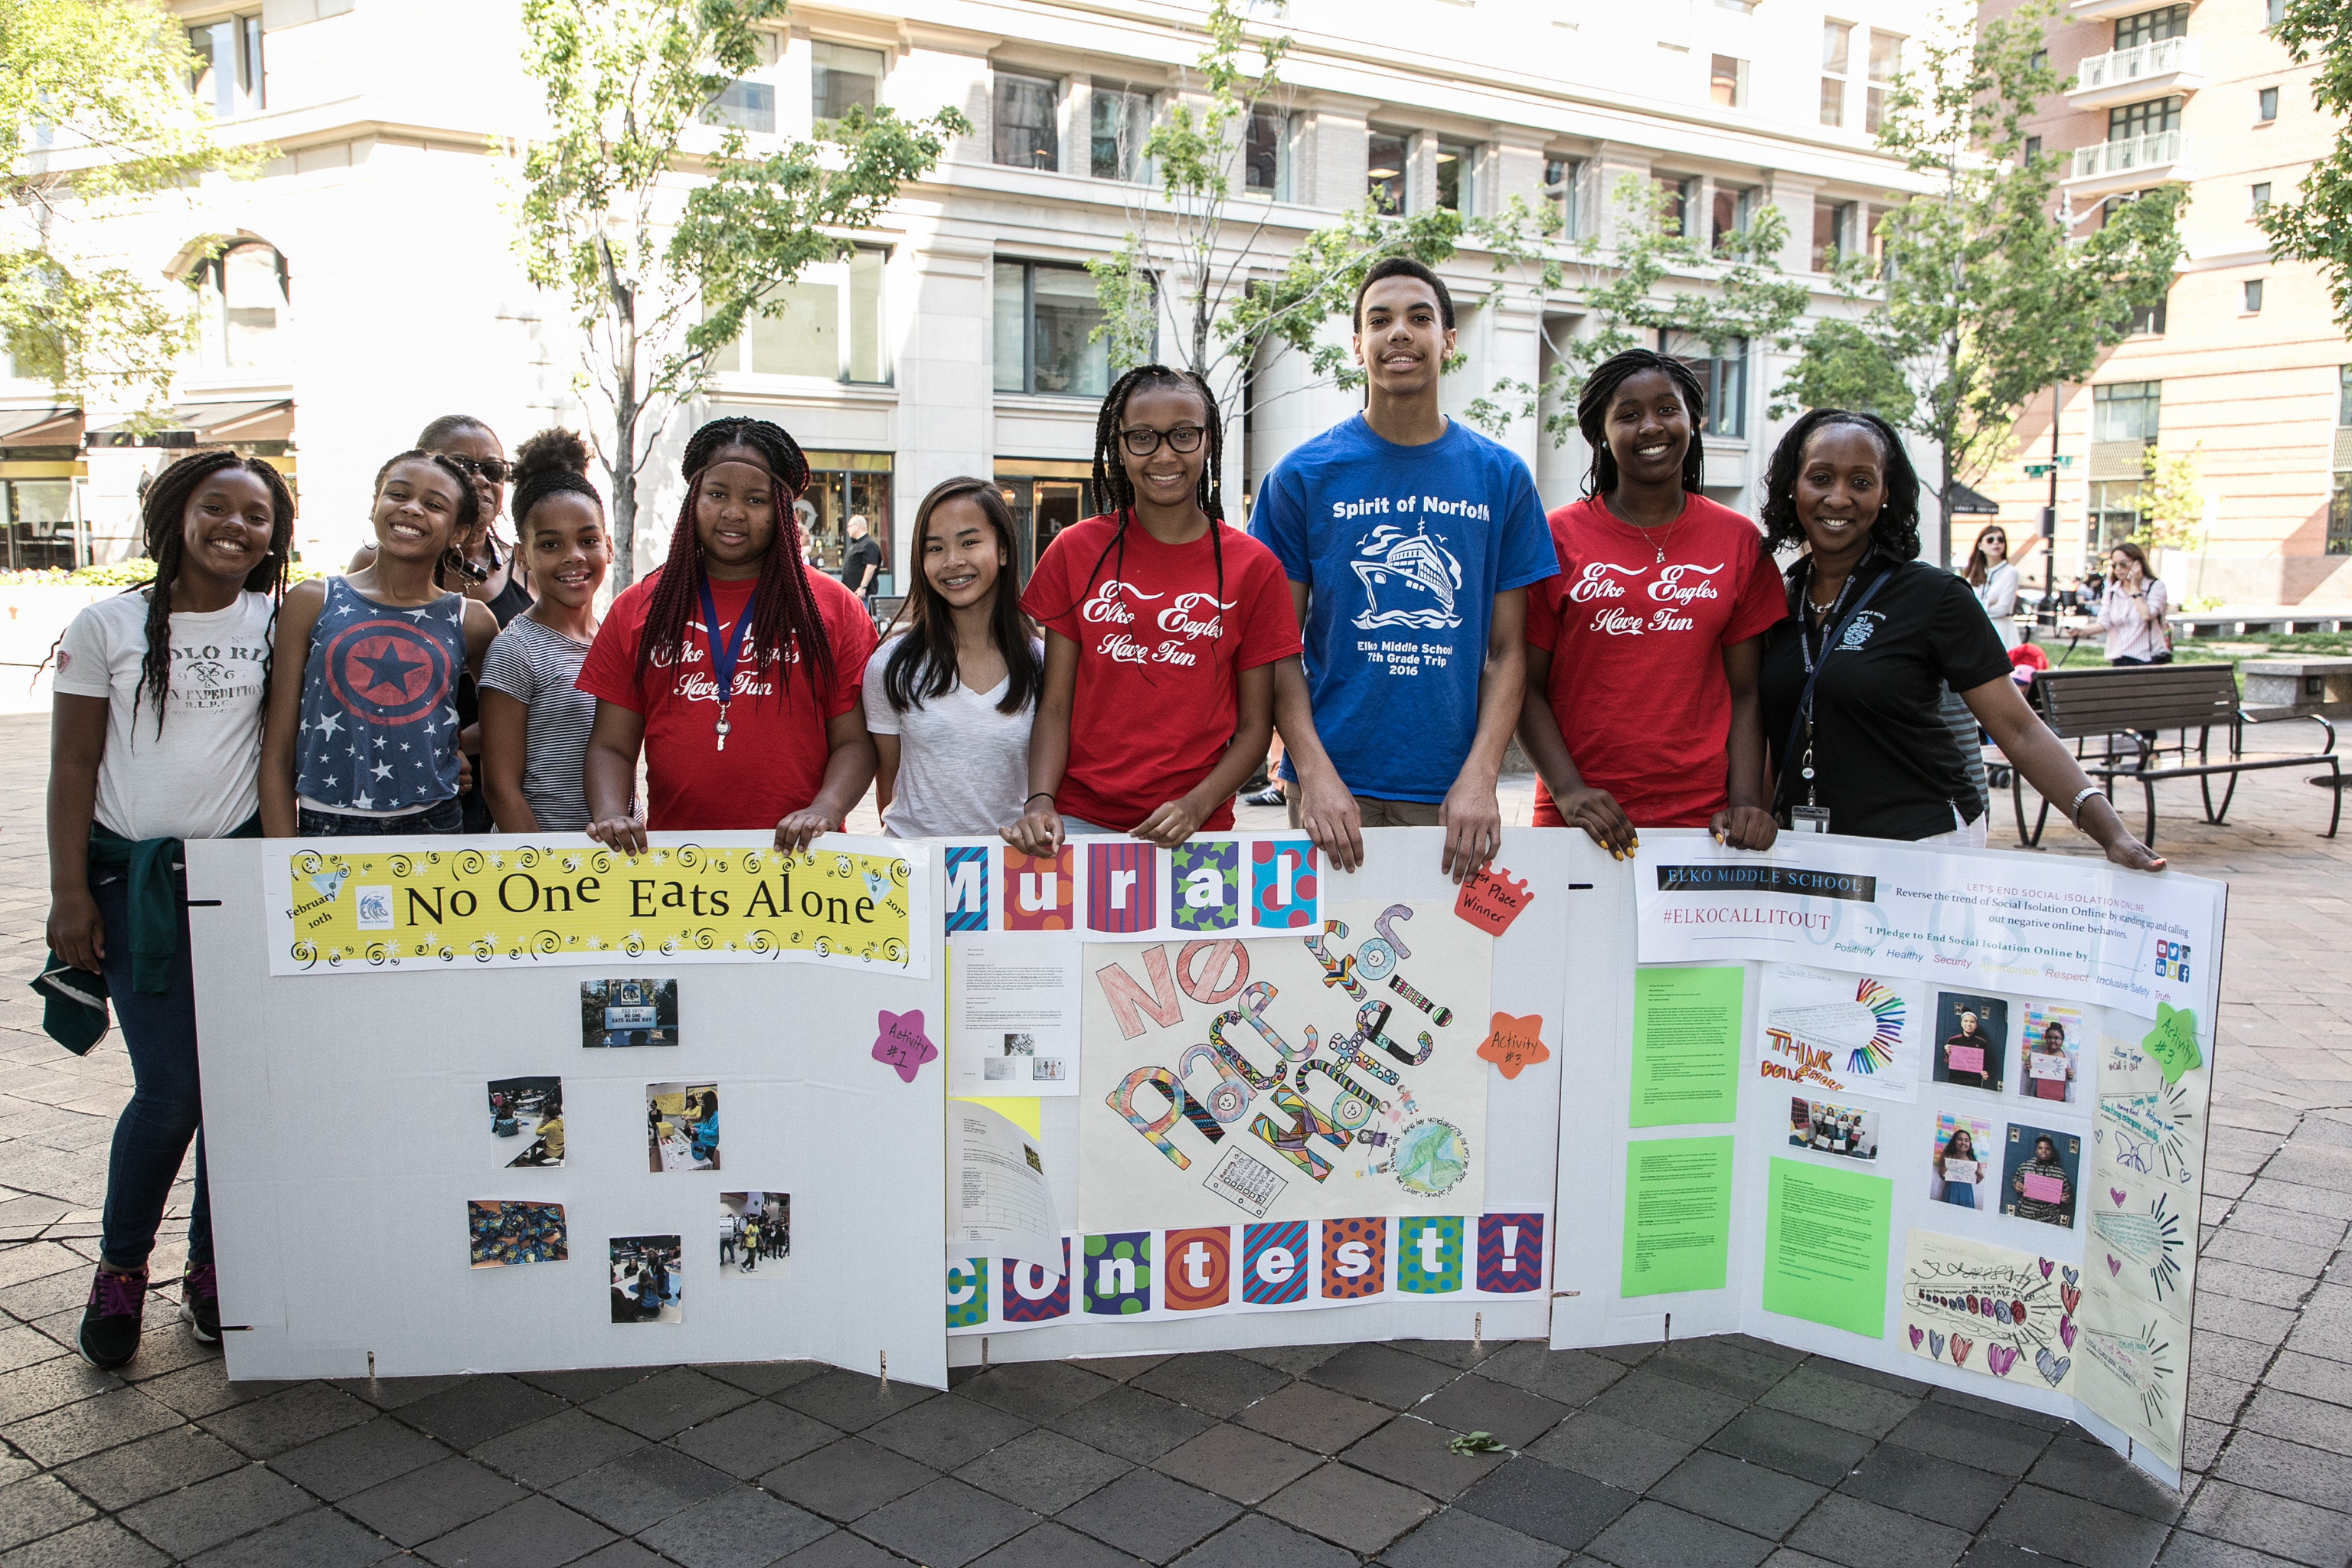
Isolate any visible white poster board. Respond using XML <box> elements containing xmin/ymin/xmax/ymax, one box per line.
<box><xmin>187</xmin><ymin>834</ymin><xmax>949</xmax><ymax>1388</ymax></box>
<box><xmin>934</xmin><ymin>827</ymin><xmax>1602</xmax><ymax>1364</ymax></box>
<box><xmin>1553</xmin><ymin>831</ymin><xmax>2223</xmax><ymax>1487</ymax></box>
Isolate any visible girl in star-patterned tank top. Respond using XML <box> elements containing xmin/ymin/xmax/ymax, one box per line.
<box><xmin>260</xmin><ymin>451</ymin><xmax>500</xmax><ymax>838</ymax></box>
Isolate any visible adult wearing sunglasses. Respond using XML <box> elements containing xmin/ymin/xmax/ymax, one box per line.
<box><xmin>1962</xmin><ymin>523</ymin><xmax>2020</xmax><ymax>650</ymax></box>
<box><xmin>346</xmin><ymin>415</ymin><xmax>536</xmax><ymax>832</ymax></box>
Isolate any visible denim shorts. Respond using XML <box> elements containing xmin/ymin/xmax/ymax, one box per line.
<box><xmin>297</xmin><ymin>797</ymin><xmax>466</xmax><ymax>838</ymax></box>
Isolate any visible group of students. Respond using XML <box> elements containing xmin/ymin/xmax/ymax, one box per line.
<box><xmin>45</xmin><ymin>255</ymin><xmax>2167</xmax><ymax>1373</ymax></box>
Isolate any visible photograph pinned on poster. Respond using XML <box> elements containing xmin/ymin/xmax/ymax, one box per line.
<box><xmin>2001</xmin><ymin>1124</ymin><xmax>2081</xmax><ymax>1230</ymax></box>
<box><xmin>718</xmin><ymin>1191</ymin><xmax>790</xmax><ymax>1279</ymax></box>
<box><xmin>648</xmin><ymin>1083</ymin><xmax>721</xmax><ymax>1172</ymax></box>
<box><xmin>468</xmin><ymin>1200</ymin><xmax>568</xmax><ymax>1269</ymax></box>
<box><xmin>610</xmin><ymin>1234</ymin><xmax>683</xmax><ymax>1322</ymax></box>
<box><xmin>1929</xmin><ymin>1112</ymin><xmax>1999</xmax><ymax>1211</ymax></box>
<box><xmin>1758</xmin><ymin>965</ymin><xmax>1917</xmax><ymax>1102</ymax></box>
<box><xmin>582</xmin><ymin>978</ymin><xmax>679</xmax><ymax>1048</ymax></box>
<box><xmin>485</xmin><ymin>1076</ymin><xmax>564</xmax><ymax>1168</ymax></box>
<box><xmin>1787</xmin><ymin>1096</ymin><xmax>1881</xmax><ymax>1161</ymax></box>
<box><xmin>1932</xmin><ymin>993</ymin><xmax>2009</xmax><ymax>1092</ymax></box>
<box><xmin>1900</xmin><ymin>1229</ymin><xmax>2076</xmax><ymax>1390</ymax></box>
<box><xmin>2020</xmin><ymin>1002</ymin><xmax>2082</xmax><ymax>1105</ymax></box>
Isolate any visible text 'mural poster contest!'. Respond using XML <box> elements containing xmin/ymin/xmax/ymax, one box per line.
<box><xmin>1619</xmin><ymin>834</ymin><xmax>2220</xmax><ymax>1482</ymax></box>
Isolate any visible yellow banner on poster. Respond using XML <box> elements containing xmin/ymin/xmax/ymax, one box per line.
<box><xmin>270</xmin><ymin>842</ymin><xmax>921</xmax><ymax>975</ymax></box>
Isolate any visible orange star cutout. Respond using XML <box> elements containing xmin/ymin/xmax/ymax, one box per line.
<box><xmin>1478</xmin><ymin>1012</ymin><xmax>1550</xmax><ymax>1080</ymax></box>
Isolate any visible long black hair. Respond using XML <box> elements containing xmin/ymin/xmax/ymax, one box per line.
<box><xmin>133</xmin><ymin>449</ymin><xmax>296</xmax><ymax>735</ymax></box>
<box><xmin>1759</xmin><ymin>408</ymin><xmax>1922</xmax><ymax>563</ymax></box>
<box><xmin>370</xmin><ymin>449</ymin><xmax>482</xmax><ymax>588</ymax></box>
<box><xmin>882</xmin><ymin>477</ymin><xmax>1040</xmax><ymax>716</ymax></box>
<box><xmin>635</xmin><ymin>416</ymin><xmax>834</xmax><ymax>704</ymax></box>
<box><xmin>1052</xmin><ymin>365</ymin><xmax>1230</xmax><ymax>678</ymax></box>
<box><xmin>1577</xmin><ymin>348</ymin><xmax>1708</xmax><ymax>498</ymax></box>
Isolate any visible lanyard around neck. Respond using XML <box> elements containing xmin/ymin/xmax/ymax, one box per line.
<box><xmin>696</xmin><ymin>579</ymin><xmax>754</xmax><ymax>717</ymax></box>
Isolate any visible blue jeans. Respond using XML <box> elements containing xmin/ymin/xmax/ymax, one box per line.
<box><xmin>93</xmin><ymin>864</ymin><xmax>211</xmax><ymax>1272</ymax></box>
<box><xmin>297</xmin><ymin>797</ymin><xmax>465</xmax><ymax>837</ymax></box>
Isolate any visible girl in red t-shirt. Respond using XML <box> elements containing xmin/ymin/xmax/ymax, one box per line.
<box><xmin>579</xmin><ymin>417</ymin><xmax>877</xmax><ymax>851</ymax></box>
<box><xmin>1005</xmin><ymin>367</ymin><xmax>1298</xmax><ymax>849</ymax></box>
<box><xmin>1518</xmin><ymin>348</ymin><xmax>1785</xmax><ymax>858</ymax></box>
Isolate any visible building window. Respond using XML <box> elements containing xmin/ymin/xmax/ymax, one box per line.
<box><xmin>797</xmin><ymin>451</ymin><xmax>894</xmax><ymax>587</ymax></box>
<box><xmin>2269</xmin><ymin>0</ymin><xmax>2288</xmax><ymax>23</ymax></box>
<box><xmin>2331</xmin><ymin>475</ymin><xmax>2352</xmax><ymax>555</ymax></box>
<box><xmin>1367</xmin><ymin>129</ymin><xmax>1410</xmax><ymax>213</ymax></box>
<box><xmin>705</xmin><ymin>79</ymin><xmax>776</xmax><ymax>133</ymax></box>
<box><xmin>1821</xmin><ymin>21</ymin><xmax>1851</xmax><ymax>126</ymax></box>
<box><xmin>2245</xmin><ymin>278</ymin><xmax>2265</xmax><ymax>312</ymax></box>
<box><xmin>2339</xmin><ymin>364</ymin><xmax>2352</xmax><ymax>426</ymax></box>
<box><xmin>188</xmin><ymin>13</ymin><xmax>263</xmax><ymax>120</ymax></box>
<box><xmin>1711</xmin><ymin>54</ymin><xmax>1748</xmax><ymax>108</ymax></box>
<box><xmin>192</xmin><ymin>241</ymin><xmax>286</xmax><ymax>371</ymax></box>
<box><xmin>2</xmin><ymin>477</ymin><xmax>75</xmax><ymax>572</ymax></box>
<box><xmin>1546</xmin><ymin>158</ymin><xmax>1589</xmax><ymax>237</ymax></box>
<box><xmin>2128</xmin><ymin>300</ymin><xmax>2167</xmax><ymax>335</ymax></box>
<box><xmin>2024</xmin><ymin>135</ymin><xmax>2042</xmax><ymax>163</ymax></box>
<box><xmin>994</xmin><ymin>260</ymin><xmax>1109</xmax><ymax>397</ymax></box>
<box><xmin>1435</xmin><ymin>140</ymin><xmax>1475</xmax><ymax>213</ymax></box>
<box><xmin>812</xmin><ymin>42</ymin><xmax>885</xmax><ymax>126</ymax></box>
<box><xmin>1680</xmin><ymin>338</ymin><xmax>1749</xmax><ymax>439</ymax></box>
<box><xmin>1711</xmin><ymin>185</ymin><xmax>1753</xmax><ymax>251</ymax></box>
<box><xmin>2114</xmin><ymin>5</ymin><xmax>2190</xmax><ymax>48</ymax></box>
<box><xmin>724</xmin><ymin>247</ymin><xmax>889</xmax><ymax>384</ymax></box>
<box><xmin>2109</xmin><ymin>96</ymin><xmax>2181</xmax><ymax>142</ymax></box>
<box><xmin>2252</xmin><ymin>181</ymin><xmax>2272</xmax><ymax>213</ymax></box>
<box><xmin>1866</xmin><ymin>31</ymin><xmax>1902</xmax><ymax>133</ymax></box>
<box><xmin>994</xmin><ymin>74</ymin><xmax>1059</xmax><ymax>169</ymax></box>
<box><xmin>1089</xmin><ymin>83</ymin><xmax>1152</xmax><ymax>181</ymax></box>
<box><xmin>2259</xmin><ymin>86</ymin><xmax>2279</xmax><ymax>122</ymax></box>
<box><xmin>1244</xmin><ymin>106</ymin><xmax>1292</xmax><ymax>199</ymax></box>
<box><xmin>1655</xmin><ymin>175</ymin><xmax>1696</xmax><ymax>237</ymax></box>
<box><xmin>2093</xmin><ymin>380</ymin><xmax>2161</xmax><ymax>443</ymax></box>
<box><xmin>1811</xmin><ymin>200</ymin><xmax>1851</xmax><ymax>271</ymax></box>
<box><xmin>2089</xmin><ymin>480</ymin><xmax>2145</xmax><ymax>555</ymax></box>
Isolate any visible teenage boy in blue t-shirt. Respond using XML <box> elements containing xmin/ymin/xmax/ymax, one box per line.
<box><xmin>1253</xmin><ymin>257</ymin><xmax>1559</xmax><ymax>881</ymax></box>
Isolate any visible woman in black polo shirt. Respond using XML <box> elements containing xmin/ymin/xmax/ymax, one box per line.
<box><xmin>1756</xmin><ymin>410</ymin><xmax>2163</xmax><ymax>870</ymax></box>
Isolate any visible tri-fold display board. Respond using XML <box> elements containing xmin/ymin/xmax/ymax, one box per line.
<box><xmin>188</xmin><ymin>825</ymin><xmax>2219</xmax><ymax>1486</ymax></box>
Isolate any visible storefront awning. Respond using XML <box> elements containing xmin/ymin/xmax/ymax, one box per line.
<box><xmin>0</xmin><ymin>407</ymin><xmax>82</xmax><ymax>445</ymax></box>
<box><xmin>1949</xmin><ymin>482</ymin><xmax>2001</xmax><ymax>516</ymax></box>
<box><xmin>87</xmin><ymin>399</ymin><xmax>292</xmax><ymax>446</ymax></box>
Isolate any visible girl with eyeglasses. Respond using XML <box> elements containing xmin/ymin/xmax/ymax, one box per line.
<box><xmin>1003</xmin><ymin>366</ymin><xmax>1298</xmax><ymax>851</ymax></box>
<box><xmin>1962</xmin><ymin>524</ymin><xmax>2021</xmax><ymax>650</ymax></box>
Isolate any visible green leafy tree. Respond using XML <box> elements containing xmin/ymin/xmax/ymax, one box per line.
<box><xmin>2132</xmin><ymin>442</ymin><xmax>2204</xmax><ymax>554</ymax></box>
<box><xmin>2</xmin><ymin>0</ymin><xmax>265</xmax><ymax>409</ymax></box>
<box><xmin>515</xmin><ymin>0</ymin><xmax>967</xmax><ymax>585</ymax></box>
<box><xmin>2256</xmin><ymin>0</ymin><xmax>2352</xmax><ymax>328</ymax></box>
<box><xmin>1465</xmin><ymin>175</ymin><xmax>1809</xmax><ymax>446</ymax></box>
<box><xmin>1775</xmin><ymin>0</ymin><xmax>2184</xmax><ymax>567</ymax></box>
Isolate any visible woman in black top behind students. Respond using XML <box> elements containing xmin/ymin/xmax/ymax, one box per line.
<box><xmin>1755</xmin><ymin>410</ymin><xmax>2162</xmax><ymax>870</ymax></box>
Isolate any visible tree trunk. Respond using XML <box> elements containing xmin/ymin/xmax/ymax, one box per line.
<box><xmin>606</xmin><ymin>243</ymin><xmax>641</xmax><ymax>590</ymax></box>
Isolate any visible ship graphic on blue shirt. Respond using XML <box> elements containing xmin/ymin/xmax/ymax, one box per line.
<box><xmin>1351</xmin><ymin>523</ymin><xmax>1465</xmax><ymax>631</ymax></box>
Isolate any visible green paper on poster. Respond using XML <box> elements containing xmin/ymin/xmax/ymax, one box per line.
<box><xmin>1762</xmin><ymin>1157</ymin><xmax>1891</xmax><ymax>1339</ymax></box>
<box><xmin>2141</xmin><ymin>1003</ymin><xmax>2202</xmax><ymax>1084</ymax></box>
<box><xmin>1630</xmin><ymin>966</ymin><xmax>1744</xmax><ymax>1127</ymax></box>
<box><xmin>1622</xmin><ymin>1136</ymin><xmax>1735</xmax><ymax>1298</ymax></box>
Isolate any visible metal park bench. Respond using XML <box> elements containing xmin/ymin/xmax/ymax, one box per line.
<box><xmin>2011</xmin><ymin>662</ymin><xmax>2341</xmax><ymax>847</ymax></box>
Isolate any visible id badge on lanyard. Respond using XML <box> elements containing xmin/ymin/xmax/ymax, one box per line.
<box><xmin>1788</xmin><ymin>804</ymin><xmax>1831</xmax><ymax>833</ymax></box>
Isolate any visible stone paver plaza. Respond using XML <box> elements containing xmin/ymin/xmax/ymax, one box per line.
<box><xmin>1</xmin><ymin>710</ymin><xmax>2349</xmax><ymax>1567</ymax></box>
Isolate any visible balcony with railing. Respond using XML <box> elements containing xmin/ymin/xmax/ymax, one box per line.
<box><xmin>2069</xmin><ymin>0</ymin><xmax>2197</xmax><ymax>20</ymax></box>
<box><xmin>2069</xmin><ymin>37</ymin><xmax>2203</xmax><ymax>110</ymax></box>
<box><xmin>2063</xmin><ymin>129</ymin><xmax>2195</xmax><ymax>196</ymax></box>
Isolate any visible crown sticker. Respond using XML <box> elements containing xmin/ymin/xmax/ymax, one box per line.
<box><xmin>1453</xmin><ymin>864</ymin><xmax>1532</xmax><ymax>937</ymax></box>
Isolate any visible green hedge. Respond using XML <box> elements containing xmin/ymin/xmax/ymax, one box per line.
<box><xmin>0</xmin><ymin>562</ymin><xmax>328</xmax><ymax>588</ymax></box>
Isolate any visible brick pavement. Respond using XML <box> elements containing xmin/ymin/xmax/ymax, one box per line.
<box><xmin>1</xmin><ymin>710</ymin><xmax>2348</xmax><ymax>1567</ymax></box>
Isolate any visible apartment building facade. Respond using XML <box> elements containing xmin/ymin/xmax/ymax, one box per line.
<box><xmin>1978</xmin><ymin>0</ymin><xmax>2347</xmax><ymax>608</ymax></box>
<box><xmin>2</xmin><ymin>0</ymin><xmax>1936</xmax><ymax>588</ymax></box>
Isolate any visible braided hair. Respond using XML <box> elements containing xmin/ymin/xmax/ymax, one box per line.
<box><xmin>370</xmin><ymin>450</ymin><xmax>482</xmax><ymax>588</ymax></box>
<box><xmin>1578</xmin><ymin>348</ymin><xmax>1710</xmax><ymax>498</ymax></box>
<box><xmin>1063</xmin><ymin>365</ymin><xmax>1230</xmax><ymax>678</ymax></box>
<box><xmin>132</xmin><ymin>449</ymin><xmax>296</xmax><ymax>736</ymax></box>
<box><xmin>508</xmin><ymin>428</ymin><xmax>602</xmax><ymax>531</ymax></box>
<box><xmin>633</xmin><ymin>416</ymin><xmax>834</xmax><ymax>704</ymax></box>
<box><xmin>1759</xmin><ymin>408</ymin><xmax>1922</xmax><ymax>563</ymax></box>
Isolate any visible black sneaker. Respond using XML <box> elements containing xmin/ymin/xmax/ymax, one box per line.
<box><xmin>77</xmin><ymin>1268</ymin><xmax>147</xmax><ymax>1370</ymax></box>
<box><xmin>1244</xmin><ymin>785</ymin><xmax>1287</xmax><ymax>807</ymax></box>
<box><xmin>181</xmin><ymin>1263</ymin><xmax>220</xmax><ymax>1344</ymax></box>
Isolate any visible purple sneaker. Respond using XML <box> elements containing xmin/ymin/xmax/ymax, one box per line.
<box><xmin>77</xmin><ymin>1269</ymin><xmax>147</xmax><ymax>1370</ymax></box>
<box><xmin>181</xmin><ymin>1263</ymin><xmax>220</xmax><ymax>1344</ymax></box>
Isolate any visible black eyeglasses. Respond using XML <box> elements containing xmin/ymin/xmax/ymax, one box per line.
<box><xmin>437</xmin><ymin>454</ymin><xmax>511</xmax><ymax>485</ymax></box>
<box><xmin>1119</xmin><ymin>424</ymin><xmax>1206</xmax><ymax>456</ymax></box>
